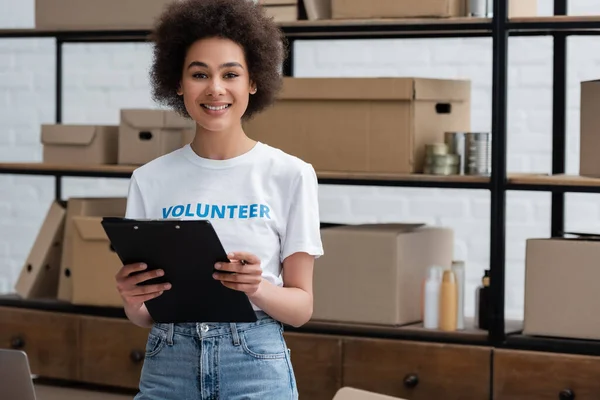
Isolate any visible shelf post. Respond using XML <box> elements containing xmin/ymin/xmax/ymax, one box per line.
<box><xmin>54</xmin><ymin>37</ymin><xmax>64</xmax><ymax>202</ymax></box>
<box><xmin>551</xmin><ymin>0</ymin><xmax>567</xmax><ymax>238</ymax></box>
<box><xmin>489</xmin><ymin>0</ymin><xmax>509</xmax><ymax>344</ymax></box>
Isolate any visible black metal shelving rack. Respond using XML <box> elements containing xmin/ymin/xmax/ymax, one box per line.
<box><xmin>1</xmin><ymin>0</ymin><xmax>600</xmax><ymax>355</ymax></box>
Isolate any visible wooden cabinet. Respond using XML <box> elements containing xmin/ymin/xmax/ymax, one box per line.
<box><xmin>0</xmin><ymin>306</ymin><xmax>79</xmax><ymax>380</ymax></box>
<box><xmin>493</xmin><ymin>348</ymin><xmax>600</xmax><ymax>400</ymax></box>
<box><xmin>343</xmin><ymin>337</ymin><xmax>492</xmax><ymax>400</ymax></box>
<box><xmin>79</xmin><ymin>316</ymin><xmax>149</xmax><ymax>389</ymax></box>
<box><xmin>284</xmin><ymin>332</ymin><xmax>343</xmax><ymax>400</ymax></box>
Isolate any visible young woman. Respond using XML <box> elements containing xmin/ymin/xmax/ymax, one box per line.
<box><xmin>113</xmin><ymin>0</ymin><xmax>323</xmax><ymax>398</ymax></box>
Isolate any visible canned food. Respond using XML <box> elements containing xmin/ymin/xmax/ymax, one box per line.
<box><xmin>466</xmin><ymin>132</ymin><xmax>492</xmax><ymax>176</ymax></box>
<box><xmin>425</xmin><ymin>143</ymin><xmax>448</xmax><ymax>156</ymax></box>
<box><xmin>445</xmin><ymin>132</ymin><xmax>467</xmax><ymax>175</ymax></box>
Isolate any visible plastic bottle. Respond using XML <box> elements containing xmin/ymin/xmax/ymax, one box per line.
<box><xmin>475</xmin><ymin>270</ymin><xmax>490</xmax><ymax>330</ymax></box>
<box><xmin>451</xmin><ymin>261</ymin><xmax>465</xmax><ymax>330</ymax></box>
<box><xmin>439</xmin><ymin>269</ymin><xmax>458</xmax><ymax>331</ymax></box>
<box><xmin>423</xmin><ymin>266</ymin><xmax>442</xmax><ymax>329</ymax></box>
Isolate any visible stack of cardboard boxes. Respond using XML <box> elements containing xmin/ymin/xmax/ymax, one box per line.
<box><xmin>42</xmin><ymin>109</ymin><xmax>195</xmax><ymax>166</ymax></box>
<box><xmin>329</xmin><ymin>0</ymin><xmax>537</xmax><ymax>19</ymax></box>
<box><xmin>15</xmin><ymin>198</ymin><xmax>128</xmax><ymax>308</ymax></box>
<box><xmin>522</xmin><ymin>80</ymin><xmax>600</xmax><ymax>343</ymax></box>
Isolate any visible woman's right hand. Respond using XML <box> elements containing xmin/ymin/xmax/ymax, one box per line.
<box><xmin>115</xmin><ymin>263</ymin><xmax>171</xmax><ymax>311</ymax></box>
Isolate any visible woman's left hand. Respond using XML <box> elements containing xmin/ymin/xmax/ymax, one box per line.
<box><xmin>213</xmin><ymin>252</ymin><xmax>263</xmax><ymax>296</ymax></box>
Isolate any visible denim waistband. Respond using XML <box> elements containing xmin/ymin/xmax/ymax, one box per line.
<box><xmin>152</xmin><ymin>311</ymin><xmax>278</xmax><ymax>338</ymax></box>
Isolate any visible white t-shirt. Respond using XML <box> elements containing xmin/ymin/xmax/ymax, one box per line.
<box><xmin>124</xmin><ymin>141</ymin><xmax>324</xmax><ymax>310</ymax></box>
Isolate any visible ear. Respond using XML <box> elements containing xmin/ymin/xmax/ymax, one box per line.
<box><xmin>177</xmin><ymin>82</ymin><xmax>183</xmax><ymax>96</ymax></box>
<box><xmin>250</xmin><ymin>81</ymin><xmax>257</xmax><ymax>95</ymax></box>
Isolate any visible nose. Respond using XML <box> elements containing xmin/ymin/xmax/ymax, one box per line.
<box><xmin>206</xmin><ymin>77</ymin><xmax>226</xmax><ymax>97</ymax></box>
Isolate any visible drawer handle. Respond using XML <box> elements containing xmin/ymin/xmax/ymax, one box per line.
<box><xmin>10</xmin><ymin>336</ymin><xmax>25</xmax><ymax>349</ymax></box>
<box><xmin>559</xmin><ymin>389</ymin><xmax>575</xmax><ymax>400</ymax></box>
<box><xmin>130</xmin><ymin>350</ymin><xmax>145</xmax><ymax>364</ymax></box>
<box><xmin>403</xmin><ymin>373</ymin><xmax>419</xmax><ymax>389</ymax></box>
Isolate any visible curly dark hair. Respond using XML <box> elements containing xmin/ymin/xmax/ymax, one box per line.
<box><xmin>149</xmin><ymin>0</ymin><xmax>288</xmax><ymax>120</ymax></box>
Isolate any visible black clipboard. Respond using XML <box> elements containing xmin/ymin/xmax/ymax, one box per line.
<box><xmin>100</xmin><ymin>217</ymin><xmax>257</xmax><ymax>323</ymax></box>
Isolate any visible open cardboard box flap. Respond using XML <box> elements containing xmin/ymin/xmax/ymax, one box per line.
<box><xmin>73</xmin><ymin>216</ymin><xmax>109</xmax><ymax>241</ymax></box>
<box><xmin>41</xmin><ymin>125</ymin><xmax>100</xmax><ymax>146</ymax></box>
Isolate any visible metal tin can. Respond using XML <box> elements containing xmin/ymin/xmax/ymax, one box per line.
<box><xmin>468</xmin><ymin>0</ymin><xmax>487</xmax><ymax>16</ymax></box>
<box><xmin>466</xmin><ymin>132</ymin><xmax>492</xmax><ymax>176</ymax></box>
<box><xmin>444</xmin><ymin>132</ymin><xmax>467</xmax><ymax>175</ymax></box>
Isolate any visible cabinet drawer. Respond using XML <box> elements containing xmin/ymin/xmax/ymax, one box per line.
<box><xmin>343</xmin><ymin>337</ymin><xmax>491</xmax><ymax>400</ymax></box>
<box><xmin>284</xmin><ymin>332</ymin><xmax>343</xmax><ymax>400</ymax></box>
<box><xmin>79</xmin><ymin>316</ymin><xmax>149</xmax><ymax>389</ymax></box>
<box><xmin>0</xmin><ymin>306</ymin><xmax>79</xmax><ymax>380</ymax></box>
<box><xmin>493</xmin><ymin>349</ymin><xmax>600</xmax><ymax>399</ymax></box>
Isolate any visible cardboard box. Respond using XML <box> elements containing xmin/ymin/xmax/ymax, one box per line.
<box><xmin>524</xmin><ymin>237</ymin><xmax>600</xmax><ymax>340</ymax></box>
<box><xmin>41</xmin><ymin>125</ymin><xmax>119</xmax><ymax>165</ymax></box>
<box><xmin>57</xmin><ymin>198</ymin><xmax>127</xmax><ymax>303</ymax></box>
<box><xmin>332</xmin><ymin>0</ymin><xmax>465</xmax><ymax>19</ymax></box>
<box><xmin>333</xmin><ymin>387</ymin><xmax>406</xmax><ymax>400</ymax></box>
<box><xmin>35</xmin><ymin>0</ymin><xmax>172</xmax><ymax>30</ymax></box>
<box><xmin>14</xmin><ymin>201</ymin><xmax>66</xmax><ymax>299</ymax></box>
<box><xmin>118</xmin><ymin>109</ymin><xmax>196</xmax><ymax>165</ymax></box>
<box><xmin>312</xmin><ymin>224</ymin><xmax>454</xmax><ymax>326</ymax></box>
<box><xmin>70</xmin><ymin>216</ymin><xmax>123</xmax><ymax>307</ymax></box>
<box><xmin>264</xmin><ymin>5</ymin><xmax>298</xmax><ymax>22</ymax></box>
<box><xmin>304</xmin><ymin>0</ymin><xmax>332</xmax><ymax>20</ymax></box>
<box><xmin>580</xmin><ymin>80</ymin><xmax>600</xmax><ymax>178</ymax></box>
<box><xmin>244</xmin><ymin>77</ymin><xmax>470</xmax><ymax>174</ymax></box>
<box><xmin>332</xmin><ymin>0</ymin><xmax>536</xmax><ymax>19</ymax></box>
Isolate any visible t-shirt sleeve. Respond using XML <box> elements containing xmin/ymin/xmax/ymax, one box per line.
<box><xmin>280</xmin><ymin>163</ymin><xmax>324</xmax><ymax>262</ymax></box>
<box><xmin>125</xmin><ymin>174</ymin><xmax>147</xmax><ymax>219</ymax></box>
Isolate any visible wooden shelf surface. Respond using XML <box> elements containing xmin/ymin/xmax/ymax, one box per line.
<box><xmin>2</xmin><ymin>15</ymin><xmax>600</xmax><ymax>40</ymax></box>
<box><xmin>508</xmin><ymin>173</ymin><xmax>600</xmax><ymax>188</ymax></box>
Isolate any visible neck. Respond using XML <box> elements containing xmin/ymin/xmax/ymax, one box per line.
<box><xmin>191</xmin><ymin>124</ymin><xmax>256</xmax><ymax>160</ymax></box>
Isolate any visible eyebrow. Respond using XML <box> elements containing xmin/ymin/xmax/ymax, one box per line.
<box><xmin>187</xmin><ymin>61</ymin><xmax>244</xmax><ymax>70</ymax></box>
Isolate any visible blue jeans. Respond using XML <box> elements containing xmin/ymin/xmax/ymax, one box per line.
<box><xmin>134</xmin><ymin>312</ymin><xmax>298</xmax><ymax>399</ymax></box>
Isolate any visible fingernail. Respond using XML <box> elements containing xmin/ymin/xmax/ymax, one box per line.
<box><xmin>164</xmin><ymin>283</ymin><xmax>171</xmax><ymax>289</ymax></box>
<box><xmin>215</xmin><ymin>263</ymin><xmax>221</xmax><ymax>269</ymax></box>
<box><xmin>228</xmin><ymin>252</ymin><xmax>234</xmax><ymax>258</ymax></box>
<box><xmin>157</xmin><ymin>270</ymin><xmax>164</xmax><ymax>276</ymax></box>
<box><xmin>212</xmin><ymin>273</ymin><xmax>218</xmax><ymax>279</ymax></box>
<box><xmin>140</xmin><ymin>263</ymin><xmax>147</xmax><ymax>269</ymax></box>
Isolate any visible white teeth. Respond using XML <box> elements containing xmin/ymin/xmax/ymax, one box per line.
<box><xmin>203</xmin><ymin>104</ymin><xmax>230</xmax><ymax>111</ymax></box>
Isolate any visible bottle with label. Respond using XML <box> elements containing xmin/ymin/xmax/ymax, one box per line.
<box><xmin>475</xmin><ymin>269</ymin><xmax>490</xmax><ymax>330</ymax></box>
<box><xmin>439</xmin><ymin>269</ymin><xmax>458</xmax><ymax>331</ymax></box>
<box><xmin>451</xmin><ymin>261</ymin><xmax>465</xmax><ymax>330</ymax></box>
<box><xmin>423</xmin><ymin>266</ymin><xmax>442</xmax><ymax>329</ymax></box>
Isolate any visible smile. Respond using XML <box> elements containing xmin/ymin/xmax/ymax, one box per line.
<box><xmin>202</xmin><ymin>104</ymin><xmax>231</xmax><ymax>111</ymax></box>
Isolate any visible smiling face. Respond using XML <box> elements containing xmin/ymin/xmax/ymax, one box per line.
<box><xmin>177</xmin><ymin>36</ymin><xmax>256</xmax><ymax>133</ymax></box>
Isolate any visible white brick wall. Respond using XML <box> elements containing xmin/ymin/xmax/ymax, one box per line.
<box><xmin>1</xmin><ymin>0</ymin><xmax>600</xmax><ymax>321</ymax></box>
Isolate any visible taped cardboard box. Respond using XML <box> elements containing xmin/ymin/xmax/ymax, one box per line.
<box><xmin>57</xmin><ymin>198</ymin><xmax>127</xmax><ymax>303</ymax></box>
<box><xmin>118</xmin><ymin>109</ymin><xmax>196</xmax><ymax>165</ymax></box>
<box><xmin>244</xmin><ymin>77</ymin><xmax>470</xmax><ymax>174</ymax></box>
<box><xmin>14</xmin><ymin>201</ymin><xmax>66</xmax><ymax>299</ymax></box>
<box><xmin>312</xmin><ymin>224</ymin><xmax>454</xmax><ymax>326</ymax></box>
<box><xmin>524</xmin><ymin>236</ymin><xmax>600</xmax><ymax>341</ymax></box>
<box><xmin>41</xmin><ymin>125</ymin><xmax>119</xmax><ymax>165</ymax></box>
<box><xmin>70</xmin><ymin>216</ymin><xmax>123</xmax><ymax>307</ymax></box>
